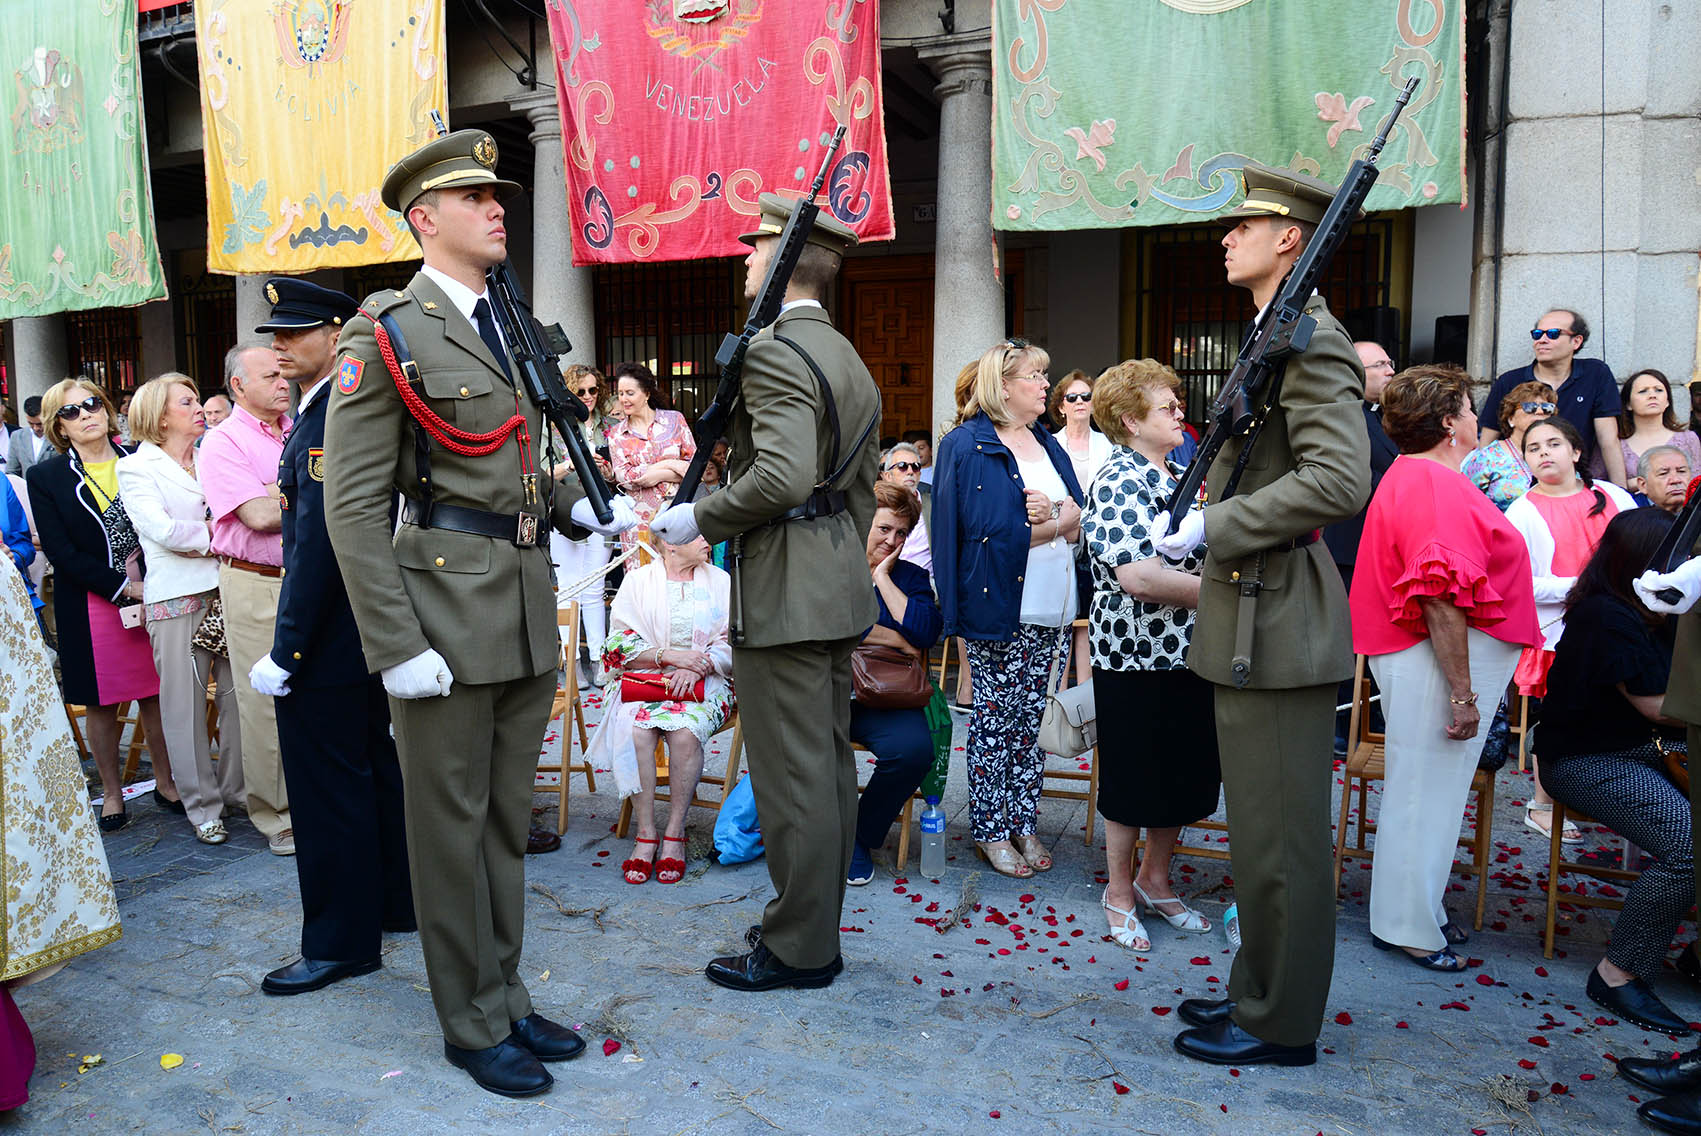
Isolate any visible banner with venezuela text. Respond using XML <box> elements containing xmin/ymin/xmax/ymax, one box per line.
<box><xmin>197</xmin><ymin>0</ymin><xmax>446</xmax><ymax>274</ymax></box>
<box><xmin>548</xmin><ymin>1</ymin><xmax>894</xmax><ymax>265</ymax></box>
<box><xmin>992</xmin><ymin>0</ymin><xmax>1466</xmax><ymax>231</ymax></box>
<box><xmin>0</xmin><ymin>0</ymin><xmax>165</xmax><ymax>319</ymax></box>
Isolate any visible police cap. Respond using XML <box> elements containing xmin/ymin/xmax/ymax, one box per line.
<box><xmin>254</xmin><ymin>278</ymin><xmax>360</xmax><ymax>333</ymax></box>
<box><xmin>737</xmin><ymin>193</ymin><xmax>858</xmax><ymax>256</ymax></box>
<box><xmin>381</xmin><ymin>129</ymin><xmax>523</xmax><ymax>215</ymax></box>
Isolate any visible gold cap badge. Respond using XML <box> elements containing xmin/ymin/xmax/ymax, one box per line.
<box><xmin>265</xmin><ymin>282</ymin><xmax>279</xmax><ymax>304</ymax></box>
<box><xmin>474</xmin><ymin>135</ymin><xmax>497</xmax><ymax>168</ymax></box>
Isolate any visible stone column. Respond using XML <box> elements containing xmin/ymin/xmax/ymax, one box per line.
<box><xmin>919</xmin><ymin>34</ymin><xmax>1005</xmax><ymax>435</ymax></box>
<box><xmin>514</xmin><ymin>90</ymin><xmax>597</xmax><ymax>366</ymax></box>
<box><xmin>234</xmin><ymin>275</ymin><xmax>272</xmax><ymax>347</ymax></box>
<box><xmin>9</xmin><ymin>315</ymin><xmax>69</xmax><ymax>403</ymax></box>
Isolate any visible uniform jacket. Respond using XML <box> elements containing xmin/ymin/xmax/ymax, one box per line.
<box><xmin>115</xmin><ymin>442</ymin><xmax>218</xmax><ymax>604</ymax></box>
<box><xmin>1667</xmin><ymin>528</ymin><xmax>1701</xmax><ymax>725</ymax></box>
<box><xmin>932</xmin><ymin>412</ymin><xmax>1084</xmax><ymax>641</ymax></box>
<box><xmin>323</xmin><ymin>272</ymin><xmax>585</xmax><ymax>684</ymax></box>
<box><xmin>271</xmin><ymin>383</ymin><xmax>372</xmax><ymax>687</ymax></box>
<box><xmin>1322</xmin><ymin>403</ymin><xmax>1399</xmax><ymax>567</ymax></box>
<box><xmin>1189</xmin><ymin>296</ymin><xmax>1371</xmax><ymax>689</ymax></box>
<box><xmin>694</xmin><ymin>304</ymin><xmax>880</xmax><ymax>649</ymax></box>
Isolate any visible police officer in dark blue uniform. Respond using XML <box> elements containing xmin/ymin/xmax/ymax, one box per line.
<box><xmin>249</xmin><ymin>279</ymin><xmax>415</xmax><ymax>995</ymax></box>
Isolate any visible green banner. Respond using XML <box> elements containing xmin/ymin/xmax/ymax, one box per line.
<box><xmin>991</xmin><ymin>0</ymin><xmax>1466</xmax><ymax>231</ymax></box>
<box><xmin>0</xmin><ymin>0</ymin><xmax>165</xmax><ymax>318</ymax></box>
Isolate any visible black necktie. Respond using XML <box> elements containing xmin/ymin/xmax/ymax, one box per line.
<box><xmin>471</xmin><ymin>297</ymin><xmax>513</xmax><ymax>380</ymax></box>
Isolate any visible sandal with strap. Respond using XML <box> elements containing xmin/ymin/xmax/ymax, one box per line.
<box><xmin>1133</xmin><ymin>882</ymin><xmax>1211</xmax><ymax>935</ymax></box>
<box><xmin>655</xmin><ymin>837</ymin><xmax>687</xmax><ymax>885</ymax></box>
<box><xmin>622</xmin><ymin>836</ymin><xmax>659</xmax><ymax>884</ymax></box>
<box><xmin>976</xmin><ymin>841</ymin><xmax>1034</xmax><ymax>879</ymax></box>
<box><xmin>1371</xmin><ymin>933</ymin><xmax>1467</xmax><ymax>972</ymax></box>
<box><xmin>1101</xmin><ymin>889</ymin><xmax>1151</xmax><ymax>953</ymax></box>
<box><xmin>1013</xmin><ymin>834</ymin><xmax>1053</xmax><ymax>873</ymax></box>
<box><xmin>1524</xmin><ymin>803</ymin><xmax>1584</xmax><ymax>845</ymax></box>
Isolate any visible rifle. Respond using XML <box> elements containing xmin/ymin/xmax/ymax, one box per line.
<box><xmin>1647</xmin><ymin>475</ymin><xmax>1701</xmax><ymax>604</ymax></box>
<box><xmin>673</xmin><ymin>124</ymin><xmax>847</xmax><ymax>503</ymax></box>
<box><xmin>1163</xmin><ymin>76</ymin><xmax>1420</xmax><ymax>531</ymax></box>
<box><xmin>426</xmin><ymin>111</ymin><xmax>614</xmax><ymax>525</ymax></box>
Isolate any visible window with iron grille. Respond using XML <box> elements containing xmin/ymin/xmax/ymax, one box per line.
<box><xmin>66</xmin><ymin>308</ymin><xmax>143</xmax><ymax>396</ymax></box>
<box><xmin>1130</xmin><ymin>218</ymin><xmax>1399</xmax><ymax>426</ymax></box>
<box><xmin>174</xmin><ymin>255</ymin><xmax>235</xmax><ymax>395</ymax></box>
<box><xmin>592</xmin><ymin>258</ymin><xmax>739</xmax><ymax>421</ymax></box>
<box><xmin>346</xmin><ymin>261</ymin><xmax>421</xmax><ymax>303</ymax></box>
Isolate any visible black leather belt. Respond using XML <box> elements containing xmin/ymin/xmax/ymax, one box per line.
<box><xmin>400</xmin><ymin>500</ymin><xmax>543</xmax><ymax>548</ymax></box>
<box><xmin>765</xmin><ymin>488</ymin><xmax>847</xmax><ymax>527</ymax></box>
<box><xmin>1281</xmin><ymin>528</ymin><xmax>1322</xmax><ymax>552</ymax></box>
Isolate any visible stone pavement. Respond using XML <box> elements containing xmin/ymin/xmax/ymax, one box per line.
<box><xmin>15</xmin><ymin>709</ymin><xmax>1691</xmax><ymax>1136</ymax></box>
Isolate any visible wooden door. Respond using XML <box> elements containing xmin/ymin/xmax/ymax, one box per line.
<box><xmin>840</xmin><ymin>255</ymin><xmax>934</xmax><ymax>441</ymax></box>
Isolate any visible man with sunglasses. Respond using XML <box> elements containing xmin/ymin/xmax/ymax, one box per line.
<box><xmin>1478</xmin><ymin>309</ymin><xmax>1625</xmax><ymax>487</ymax></box>
<box><xmin>880</xmin><ymin>442</ymin><xmax>931</xmax><ymax>571</ymax></box>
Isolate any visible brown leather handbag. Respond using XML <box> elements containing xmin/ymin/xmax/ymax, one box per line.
<box><xmin>851</xmin><ymin>645</ymin><xmax>933</xmax><ymax>709</ymax></box>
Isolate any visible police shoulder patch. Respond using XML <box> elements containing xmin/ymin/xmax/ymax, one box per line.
<box><xmin>337</xmin><ymin>356</ymin><xmax>364</xmax><ymax>395</ymax></box>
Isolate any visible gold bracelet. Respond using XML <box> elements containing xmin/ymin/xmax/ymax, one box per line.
<box><xmin>1448</xmin><ymin>691</ymin><xmax>1477</xmax><ymax>706</ymax></box>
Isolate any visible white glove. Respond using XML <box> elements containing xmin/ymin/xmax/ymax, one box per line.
<box><xmin>1150</xmin><ymin>508</ymin><xmax>1205</xmax><ymax>562</ymax></box>
<box><xmin>571</xmin><ymin>495</ymin><xmax>641</xmax><ymax>536</ymax></box>
<box><xmin>649</xmin><ymin>501</ymin><xmax>701</xmax><ymax>545</ymax></box>
<box><xmin>249</xmin><ymin>654</ymin><xmax>293</xmax><ymax>698</ymax></box>
<box><xmin>1635</xmin><ymin>558</ymin><xmax>1701</xmax><ymax>615</ymax></box>
<box><xmin>382</xmin><ymin>648</ymin><xmax>454</xmax><ymax>700</ymax></box>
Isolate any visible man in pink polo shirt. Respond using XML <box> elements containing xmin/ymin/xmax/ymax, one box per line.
<box><xmin>200</xmin><ymin>341</ymin><xmax>294</xmax><ymax>854</ymax></box>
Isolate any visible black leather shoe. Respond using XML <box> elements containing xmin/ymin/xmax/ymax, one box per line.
<box><xmin>1178</xmin><ymin>998</ymin><xmax>1236</xmax><ymax>1028</ymax></box>
<box><xmin>443</xmin><ymin>1038</ymin><xmax>552</xmax><ymax>1098</ymax></box>
<box><xmin>527</xmin><ymin>825</ymin><xmax>562</xmax><ymax>855</ymax></box>
<box><xmin>745</xmin><ymin>924</ymin><xmax>763</xmax><ymax>949</ymax></box>
<box><xmin>1588</xmin><ymin>969</ymin><xmax>1693</xmax><ymax>1036</ymax></box>
<box><xmin>705</xmin><ymin>943</ymin><xmax>843</xmax><ymax>992</ymax></box>
<box><xmin>1641</xmin><ymin>1091</ymin><xmax>1701</xmax><ymax>1135</ymax></box>
<box><xmin>1622</xmin><ymin>1049</ymin><xmax>1701</xmax><ymax>1095</ymax></box>
<box><xmin>261</xmin><ymin>956</ymin><xmax>380</xmax><ymax>996</ymax></box>
<box><xmin>1675</xmin><ymin>945</ymin><xmax>1701</xmax><ymax>989</ymax></box>
<box><xmin>510</xmin><ymin>1014</ymin><xmax>585</xmax><ymax>1062</ymax></box>
<box><xmin>1174</xmin><ymin>1019</ymin><xmax>1316</xmax><ymax>1067</ymax></box>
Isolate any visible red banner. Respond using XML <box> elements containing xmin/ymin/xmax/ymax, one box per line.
<box><xmin>547</xmin><ymin>1</ymin><xmax>893</xmax><ymax>265</ymax></box>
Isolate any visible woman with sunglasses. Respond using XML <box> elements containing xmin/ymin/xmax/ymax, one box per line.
<box><xmin>1612</xmin><ymin>368</ymin><xmax>1701</xmax><ymax>486</ymax></box>
<box><xmin>549</xmin><ymin>364</ymin><xmax>618</xmax><ymax>685</ymax></box>
<box><xmin>1049</xmin><ymin>370</ymin><xmax>1112</xmax><ymax>685</ymax></box>
<box><xmin>1461</xmin><ymin>380</ymin><xmax>1558</xmax><ymax>511</ymax></box>
<box><xmin>25</xmin><ymin>379</ymin><xmax>177</xmax><ymax>832</ymax></box>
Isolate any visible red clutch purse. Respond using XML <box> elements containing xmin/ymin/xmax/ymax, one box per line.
<box><xmin>619</xmin><ymin>671</ymin><xmax>705</xmax><ymax>703</ymax></box>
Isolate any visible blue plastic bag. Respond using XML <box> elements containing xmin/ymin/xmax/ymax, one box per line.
<box><xmin>713</xmin><ymin>774</ymin><xmax>764</xmax><ymax>864</ymax></box>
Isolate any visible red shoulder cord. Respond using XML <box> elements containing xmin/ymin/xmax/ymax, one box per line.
<box><xmin>359</xmin><ymin>309</ymin><xmax>530</xmax><ymax>459</ymax></box>
<box><xmin>1687</xmin><ymin>475</ymin><xmax>1701</xmax><ymax>504</ymax></box>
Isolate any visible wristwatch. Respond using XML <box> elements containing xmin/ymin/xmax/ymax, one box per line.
<box><xmin>1049</xmin><ymin>500</ymin><xmax>1063</xmax><ymax>519</ymax></box>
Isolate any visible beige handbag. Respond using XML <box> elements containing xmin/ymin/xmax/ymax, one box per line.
<box><xmin>1037</xmin><ymin>571</ymin><xmax>1095</xmax><ymax>757</ymax></box>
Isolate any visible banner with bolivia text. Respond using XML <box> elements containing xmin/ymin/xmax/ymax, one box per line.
<box><xmin>992</xmin><ymin>0</ymin><xmax>1466</xmax><ymax>231</ymax></box>
<box><xmin>197</xmin><ymin>0</ymin><xmax>446</xmax><ymax>274</ymax></box>
<box><xmin>0</xmin><ymin>0</ymin><xmax>165</xmax><ymax>319</ymax></box>
<box><xmin>548</xmin><ymin>1</ymin><xmax>893</xmax><ymax>265</ymax></box>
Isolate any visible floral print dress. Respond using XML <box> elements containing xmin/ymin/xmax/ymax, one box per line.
<box><xmin>602</xmin><ymin>579</ymin><xmax>734</xmax><ymax>741</ymax></box>
<box><xmin>607</xmin><ymin>409</ymin><xmax>696</xmax><ymax>556</ymax></box>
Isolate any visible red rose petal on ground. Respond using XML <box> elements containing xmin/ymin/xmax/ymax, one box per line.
<box><xmin>1517</xmin><ymin>1059</ymin><xmax>1537</xmax><ymax>1070</ymax></box>
<box><xmin>1334</xmin><ymin>1011</ymin><xmax>1353</xmax><ymax>1025</ymax></box>
<box><xmin>602</xmin><ymin>1038</ymin><xmax>620</xmax><ymax>1056</ymax></box>
<box><xmin>1579</xmin><ymin>1073</ymin><xmax>1595</xmax><ymax>1081</ymax></box>
<box><xmin>1550</xmin><ymin>1082</ymin><xmax>1569</xmax><ymax>1095</ymax></box>
<box><xmin>1152</xmin><ymin>1006</ymin><xmax>1172</xmax><ymax>1016</ymax></box>
<box><xmin>1229</xmin><ymin>1069</ymin><xmax>1240</xmax><ymax>1077</ymax></box>
<box><xmin>1114</xmin><ymin>979</ymin><xmax>1130</xmax><ymax>991</ymax></box>
<box><xmin>1527</xmin><ymin>1036</ymin><xmax>1550</xmax><ymax>1047</ymax></box>
<box><xmin>1534</xmin><ymin>966</ymin><xmax>1549</xmax><ymax>977</ymax></box>
<box><xmin>1475</xmin><ymin>974</ymin><xmax>1496</xmax><ymax>986</ymax></box>
<box><xmin>989</xmin><ymin>1110</ymin><xmax>1000</xmax><ymax>1119</ymax></box>
<box><xmin>1189</xmin><ymin>956</ymin><xmax>1212</xmax><ymax>965</ymax></box>
<box><xmin>1219</xmin><ymin>1104</ymin><xmax>1228</xmax><ymax>1113</ymax></box>
<box><xmin>1019</xmin><ymin>893</ymin><xmax>1036</xmax><ymax>903</ymax></box>
<box><xmin>1113</xmin><ymin>1082</ymin><xmax>1130</xmax><ymax>1094</ymax></box>
<box><xmin>1395</xmin><ymin>1021</ymin><xmax>1409</xmax><ymax>1029</ymax></box>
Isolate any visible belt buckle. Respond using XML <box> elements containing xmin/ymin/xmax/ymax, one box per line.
<box><xmin>515</xmin><ymin>512</ymin><xmax>539</xmax><ymax>547</ymax></box>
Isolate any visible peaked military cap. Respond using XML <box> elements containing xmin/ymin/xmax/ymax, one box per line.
<box><xmin>1220</xmin><ymin>160</ymin><xmax>1352</xmax><ymax>227</ymax></box>
<box><xmin>254</xmin><ymin>278</ymin><xmax>360</xmax><ymax>333</ymax></box>
<box><xmin>381</xmin><ymin>128</ymin><xmax>523</xmax><ymax>214</ymax></box>
<box><xmin>737</xmin><ymin>192</ymin><xmax>858</xmax><ymax>255</ymax></box>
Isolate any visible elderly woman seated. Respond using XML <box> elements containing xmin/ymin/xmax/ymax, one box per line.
<box><xmin>587</xmin><ymin>536</ymin><xmax>734</xmax><ymax>884</ymax></box>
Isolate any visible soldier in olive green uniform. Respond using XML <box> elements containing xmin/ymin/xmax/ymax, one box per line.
<box><xmin>1151</xmin><ymin>163</ymin><xmax>1370</xmax><ymax>1066</ymax></box>
<box><xmin>323</xmin><ymin>130</ymin><xmax>635</xmax><ymax>1098</ymax></box>
<box><xmin>651</xmin><ymin>194</ymin><xmax>879</xmax><ymax>991</ymax></box>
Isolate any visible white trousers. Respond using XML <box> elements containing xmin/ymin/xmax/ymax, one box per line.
<box><xmin>550</xmin><ymin>530</ymin><xmax>609</xmax><ymax>659</ymax></box>
<box><xmin>1368</xmin><ymin>629</ymin><xmax>1521</xmax><ymax>952</ymax></box>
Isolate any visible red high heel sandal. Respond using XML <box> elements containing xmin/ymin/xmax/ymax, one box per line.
<box><xmin>655</xmin><ymin>837</ymin><xmax>687</xmax><ymax>885</ymax></box>
<box><xmin>622</xmin><ymin>836</ymin><xmax>659</xmax><ymax>884</ymax></box>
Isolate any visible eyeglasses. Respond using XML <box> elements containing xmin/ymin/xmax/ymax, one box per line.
<box><xmin>1530</xmin><ymin>327</ymin><xmax>1573</xmax><ymax>341</ymax></box>
<box><xmin>1151</xmin><ymin>400</ymin><xmax>1185</xmax><ymax>418</ymax></box>
<box><xmin>1364</xmin><ymin>358</ymin><xmax>1395</xmax><ymax>371</ymax></box>
<box><xmin>886</xmin><ymin>461</ymin><xmax>921</xmax><ymax>472</ymax></box>
<box><xmin>1004</xmin><ymin>337</ymin><xmax>1030</xmax><ymax>350</ymax></box>
<box><xmin>54</xmin><ymin>396</ymin><xmax>104</xmax><ymax>421</ymax></box>
<box><xmin>1519</xmin><ymin>400</ymin><xmax>1557</xmax><ymax>414</ymax></box>
<box><xmin>1062</xmin><ymin>392</ymin><xmax>1092</xmax><ymax>404</ymax></box>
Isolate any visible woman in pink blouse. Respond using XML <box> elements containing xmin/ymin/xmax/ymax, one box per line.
<box><xmin>1350</xmin><ymin>366</ymin><xmax>1541</xmax><ymax>972</ymax></box>
<box><xmin>606</xmin><ymin>362</ymin><xmax>696</xmax><ymax>557</ymax></box>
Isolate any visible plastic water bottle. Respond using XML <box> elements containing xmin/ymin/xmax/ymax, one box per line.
<box><xmin>919</xmin><ymin>796</ymin><xmax>947</xmax><ymax>878</ymax></box>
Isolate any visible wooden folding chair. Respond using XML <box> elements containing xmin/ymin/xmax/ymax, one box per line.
<box><xmin>67</xmin><ymin>700</ymin><xmax>149</xmax><ymax>782</ymax></box>
<box><xmin>1331</xmin><ymin>654</ymin><xmax>1498</xmax><ymax>932</ymax></box>
<box><xmin>1542</xmin><ymin>799</ymin><xmax>1636</xmax><ymax>959</ymax></box>
<box><xmin>1040</xmin><ymin>620</ymin><xmax>1099</xmax><ymax>844</ymax></box>
<box><xmin>536</xmin><ymin>603</ymin><xmax>597</xmax><ymax>834</ymax></box>
<box><xmin>616</xmin><ymin>710</ymin><xmax>744</xmax><ymax>837</ymax></box>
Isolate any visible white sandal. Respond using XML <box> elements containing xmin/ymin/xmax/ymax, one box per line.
<box><xmin>1133</xmin><ymin>882</ymin><xmax>1212</xmax><ymax>934</ymax></box>
<box><xmin>1524</xmin><ymin>803</ymin><xmax>1584</xmax><ymax>845</ymax></box>
<box><xmin>1101</xmin><ymin>889</ymin><xmax>1151</xmax><ymax>952</ymax></box>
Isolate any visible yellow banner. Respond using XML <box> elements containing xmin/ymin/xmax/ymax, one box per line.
<box><xmin>197</xmin><ymin>0</ymin><xmax>445</xmax><ymax>274</ymax></box>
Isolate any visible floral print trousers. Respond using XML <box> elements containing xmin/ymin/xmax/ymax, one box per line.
<box><xmin>964</xmin><ymin>623</ymin><xmax>1067</xmax><ymax>842</ymax></box>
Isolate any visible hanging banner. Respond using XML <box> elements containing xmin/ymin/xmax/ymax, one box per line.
<box><xmin>547</xmin><ymin>1</ymin><xmax>894</xmax><ymax>265</ymax></box>
<box><xmin>0</xmin><ymin>0</ymin><xmax>165</xmax><ymax>319</ymax></box>
<box><xmin>992</xmin><ymin>0</ymin><xmax>1467</xmax><ymax>231</ymax></box>
<box><xmin>197</xmin><ymin>0</ymin><xmax>446</xmax><ymax>274</ymax></box>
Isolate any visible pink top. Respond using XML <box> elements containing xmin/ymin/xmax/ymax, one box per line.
<box><xmin>198</xmin><ymin>405</ymin><xmax>292</xmax><ymax>565</ymax></box>
<box><xmin>1526</xmin><ymin>489</ymin><xmax>1619</xmax><ymax>575</ymax></box>
<box><xmin>1350</xmin><ymin>456</ymin><xmax>1542</xmax><ymax>656</ymax></box>
<box><xmin>607</xmin><ymin>408</ymin><xmax>696</xmax><ymax>554</ymax></box>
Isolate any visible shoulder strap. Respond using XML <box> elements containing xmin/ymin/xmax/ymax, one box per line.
<box><xmin>772</xmin><ymin>333</ymin><xmax>879</xmax><ymax>491</ymax></box>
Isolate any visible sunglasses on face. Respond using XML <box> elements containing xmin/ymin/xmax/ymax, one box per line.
<box><xmin>886</xmin><ymin>461</ymin><xmax>921</xmax><ymax>472</ymax></box>
<box><xmin>1519</xmin><ymin>401</ymin><xmax>1557</xmax><ymax>414</ymax></box>
<box><xmin>1151</xmin><ymin>400</ymin><xmax>1184</xmax><ymax>417</ymax></box>
<box><xmin>1062</xmin><ymin>393</ymin><xmax>1092</xmax><ymax>404</ymax></box>
<box><xmin>1530</xmin><ymin>327</ymin><xmax>1574</xmax><ymax>341</ymax></box>
<box><xmin>575</xmin><ymin>387</ymin><xmax>598</xmax><ymax>396</ymax></box>
<box><xmin>55</xmin><ymin>396</ymin><xmax>104</xmax><ymax>421</ymax></box>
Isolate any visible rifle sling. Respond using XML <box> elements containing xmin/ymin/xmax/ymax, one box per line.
<box><xmin>762</xmin><ymin>334</ymin><xmax>879</xmax><ymax>526</ymax></box>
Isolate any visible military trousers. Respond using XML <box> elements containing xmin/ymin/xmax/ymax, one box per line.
<box><xmin>1215</xmin><ymin>682</ymin><xmax>1338</xmax><ymax>1047</ymax></box>
<box><xmin>389</xmin><ymin>669</ymin><xmax>554</xmax><ymax>1050</ymax></box>
<box><xmin>732</xmin><ymin>636</ymin><xmax>859</xmax><ymax>970</ymax></box>
<box><xmin>275</xmin><ymin>678</ymin><xmax>413</xmax><ymax>963</ymax></box>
